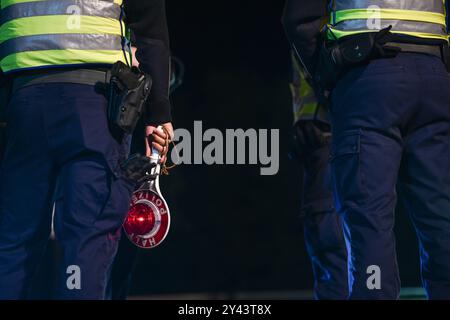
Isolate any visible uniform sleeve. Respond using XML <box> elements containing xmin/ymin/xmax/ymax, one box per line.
<box><xmin>124</xmin><ymin>0</ymin><xmax>172</xmax><ymax>126</ymax></box>
<box><xmin>282</xmin><ymin>0</ymin><xmax>328</xmax><ymax>76</ymax></box>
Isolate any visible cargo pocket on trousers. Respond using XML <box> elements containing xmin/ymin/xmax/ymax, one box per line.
<box><xmin>330</xmin><ymin>129</ymin><xmax>367</xmax><ymax>207</ymax></box>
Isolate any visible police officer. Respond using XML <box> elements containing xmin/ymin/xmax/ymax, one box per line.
<box><xmin>283</xmin><ymin>0</ymin><xmax>450</xmax><ymax>299</ymax></box>
<box><xmin>288</xmin><ymin>53</ymin><xmax>347</xmax><ymax>299</ymax></box>
<box><xmin>0</xmin><ymin>0</ymin><xmax>173</xmax><ymax>299</ymax></box>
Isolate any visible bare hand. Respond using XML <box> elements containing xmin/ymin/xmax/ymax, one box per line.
<box><xmin>131</xmin><ymin>47</ymin><xmax>140</xmax><ymax>68</ymax></box>
<box><xmin>145</xmin><ymin>123</ymin><xmax>174</xmax><ymax>164</ymax></box>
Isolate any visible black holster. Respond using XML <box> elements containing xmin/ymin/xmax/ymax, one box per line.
<box><xmin>108</xmin><ymin>62</ymin><xmax>152</xmax><ymax>134</ymax></box>
<box><xmin>313</xmin><ymin>27</ymin><xmax>400</xmax><ymax>102</ymax></box>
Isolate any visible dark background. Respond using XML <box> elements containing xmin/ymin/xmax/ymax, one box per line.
<box><xmin>129</xmin><ymin>0</ymin><xmax>422</xmax><ymax>297</ymax></box>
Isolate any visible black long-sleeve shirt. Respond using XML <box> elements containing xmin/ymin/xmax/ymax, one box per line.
<box><xmin>125</xmin><ymin>0</ymin><xmax>171</xmax><ymax>125</ymax></box>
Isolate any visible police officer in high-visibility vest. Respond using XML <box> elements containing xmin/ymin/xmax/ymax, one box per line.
<box><xmin>0</xmin><ymin>0</ymin><xmax>173</xmax><ymax>299</ymax></box>
<box><xmin>289</xmin><ymin>53</ymin><xmax>348</xmax><ymax>299</ymax></box>
<box><xmin>284</xmin><ymin>0</ymin><xmax>450</xmax><ymax>299</ymax></box>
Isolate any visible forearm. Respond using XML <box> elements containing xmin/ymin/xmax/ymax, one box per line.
<box><xmin>125</xmin><ymin>0</ymin><xmax>172</xmax><ymax>125</ymax></box>
<box><xmin>134</xmin><ymin>38</ymin><xmax>171</xmax><ymax>125</ymax></box>
<box><xmin>282</xmin><ymin>0</ymin><xmax>328</xmax><ymax>75</ymax></box>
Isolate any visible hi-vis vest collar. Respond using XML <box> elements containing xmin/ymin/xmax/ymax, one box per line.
<box><xmin>327</xmin><ymin>0</ymin><xmax>448</xmax><ymax>42</ymax></box>
<box><xmin>0</xmin><ymin>0</ymin><xmax>130</xmax><ymax>73</ymax></box>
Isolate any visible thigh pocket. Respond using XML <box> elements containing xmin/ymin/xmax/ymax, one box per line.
<box><xmin>330</xmin><ymin>130</ymin><xmax>367</xmax><ymax>207</ymax></box>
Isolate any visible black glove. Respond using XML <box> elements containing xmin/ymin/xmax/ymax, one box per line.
<box><xmin>120</xmin><ymin>153</ymin><xmax>157</xmax><ymax>184</ymax></box>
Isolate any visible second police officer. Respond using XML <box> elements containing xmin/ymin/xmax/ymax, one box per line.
<box><xmin>283</xmin><ymin>0</ymin><xmax>450</xmax><ymax>299</ymax></box>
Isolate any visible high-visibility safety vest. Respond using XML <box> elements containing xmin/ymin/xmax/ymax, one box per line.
<box><xmin>290</xmin><ymin>53</ymin><xmax>329</xmax><ymax>125</ymax></box>
<box><xmin>290</xmin><ymin>53</ymin><xmax>318</xmax><ymax>123</ymax></box>
<box><xmin>0</xmin><ymin>0</ymin><xmax>131</xmax><ymax>73</ymax></box>
<box><xmin>327</xmin><ymin>0</ymin><xmax>448</xmax><ymax>42</ymax></box>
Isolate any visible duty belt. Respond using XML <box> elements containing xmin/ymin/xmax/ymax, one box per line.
<box><xmin>385</xmin><ymin>42</ymin><xmax>444</xmax><ymax>59</ymax></box>
<box><xmin>11</xmin><ymin>68</ymin><xmax>111</xmax><ymax>94</ymax></box>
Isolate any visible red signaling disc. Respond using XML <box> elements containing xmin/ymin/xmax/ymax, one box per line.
<box><xmin>123</xmin><ymin>188</ymin><xmax>170</xmax><ymax>249</ymax></box>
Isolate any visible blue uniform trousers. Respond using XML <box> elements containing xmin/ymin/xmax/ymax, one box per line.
<box><xmin>330</xmin><ymin>53</ymin><xmax>450</xmax><ymax>299</ymax></box>
<box><xmin>0</xmin><ymin>82</ymin><xmax>135</xmax><ymax>299</ymax></box>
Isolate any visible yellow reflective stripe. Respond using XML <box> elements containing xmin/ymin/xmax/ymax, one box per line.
<box><xmin>289</xmin><ymin>78</ymin><xmax>316</xmax><ymax>101</ymax></box>
<box><xmin>295</xmin><ymin>103</ymin><xmax>318</xmax><ymax>120</ymax></box>
<box><xmin>300</xmin><ymin>78</ymin><xmax>313</xmax><ymax>96</ymax></box>
<box><xmin>0</xmin><ymin>15</ymin><xmax>123</xmax><ymax>43</ymax></box>
<box><xmin>335</xmin><ymin>9</ymin><xmax>446</xmax><ymax>26</ymax></box>
<box><xmin>327</xmin><ymin>26</ymin><xmax>449</xmax><ymax>41</ymax></box>
<box><xmin>290</xmin><ymin>80</ymin><xmax>318</xmax><ymax>122</ymax></box>
<box><xmin>2</xmin><ymin>0</ymin><xmax>123</xmax><ymax>9</ymax></box>
<box><xmin>0</xmin><ymin>49</ymin><xmax>129</xmax><ymax>72</ymax></box>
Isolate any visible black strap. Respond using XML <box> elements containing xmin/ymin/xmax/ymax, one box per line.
<box><xmin>11</xmin><ymin>69</ymin><xmax>111</xmax><ymax>94</ymax></box>
<box><xmin>384</xmin><ymin>42</ymin><xmax>443</xmax><ymax>59</ymax></box>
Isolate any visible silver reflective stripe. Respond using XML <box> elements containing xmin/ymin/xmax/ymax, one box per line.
<box><xmin>0</xmin><ymin>33</ymin><xmax>123</xmax><ymax>60</ymax></box>
<box><xmin>332</xmin><ymin>20</ymin><xmax>447</xmax><ymax>36</ymax></box>
<box><xmin>333</xmin><ymin>0</ymin><xmax>444</xmax><ymax>13</ymax></box>
<box><xmin>1</xmin><ymin>0</ymin><xmax>121</xmax><ymax>25</ymax></box>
